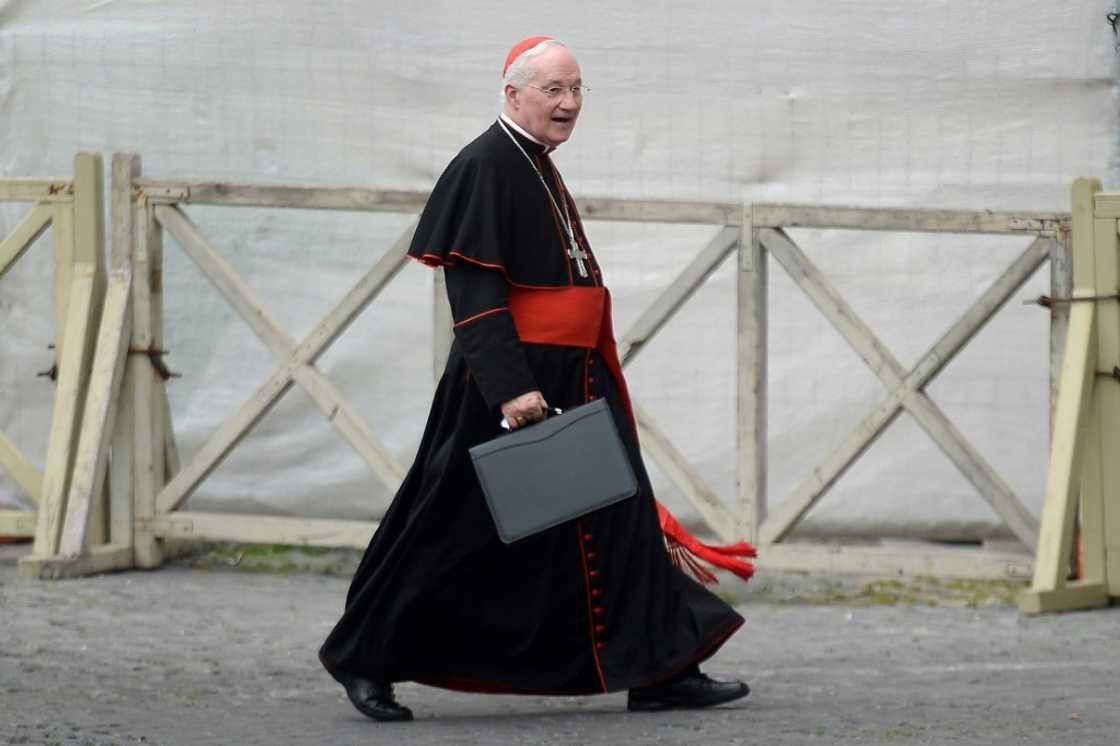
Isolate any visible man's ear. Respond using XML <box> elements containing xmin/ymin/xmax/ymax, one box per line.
<box><xmin>504</xmin><ymin>84</ymin><xmax>519</xmax><ymax>108</ymax></box>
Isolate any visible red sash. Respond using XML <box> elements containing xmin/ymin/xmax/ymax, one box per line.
<box><xmin>507</xmin><ymin>286</ymin><xmax>756</xmax><ymax>584</ymax></box>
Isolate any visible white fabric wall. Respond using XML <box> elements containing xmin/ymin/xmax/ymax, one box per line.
<box><xmin>1</xmin><ymin>0</ymin><xmax>1117</xmax><ymax>539</ymax></box>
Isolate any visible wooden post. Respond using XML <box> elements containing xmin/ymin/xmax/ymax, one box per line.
<box><xmin>1019</xmin><ymin>178</ymin><xmax>1116</xmax><ymax>614</ymax></box>
<box><xmin>737</xmin><ymin>203</ymin><xmax>766</xmax><ymax>543</ymax></box>
<box><xmin>1092</xmin><ymin>208</ymin><xmax>1120</xmax><ymax>595</ymax></box>
<box><xmin>56</xmin><ymin>270</ymin><xmax>132</xmax><ymax>557</ymax></box>
<box><xmin>1049</xmin><ymin>236</ymin><xmax>1073</xmax><ymax>427</ymax></box>
<box><xmin>109</xmin><ymin>154</ymin><xmax>140</xmax><ymax>553</ymax></box>
<box><xmin>25</xmin><ymin>154</ymin><xmax>105</xmax><ymax>565</ymax></box>
<box><xmin>131</xmin><ymin>191</ymin><xmax>163</xmax><ymax>569</ymax></box>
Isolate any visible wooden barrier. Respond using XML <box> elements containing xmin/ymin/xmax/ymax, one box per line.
<box><xmin>9</xmin><ymin>153</ymin><xmax>1074</xmax><ymax>581</ymax></box>
<box><xmin>113</xmin><ymin>164</ymin><xmax>1068</xmax><ymax>581</ymax></box>
<box><xmin>1019</xmin><ymin>179</ymin><xmax>1120</xmax><ymax>614</ymax></box>
<box><xmin>742</xmin><ymin>206</ymin><xmax>1066</xmax><ymax>578</ymax></box>
<box><xmin>0</xmin><ymin>154</ymin><xmax>109</xmax><ymax>559</ymax></box>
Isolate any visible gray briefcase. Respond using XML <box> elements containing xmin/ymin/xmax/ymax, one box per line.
<box><xmin>468</xmin><ymin>398</ymin><xmax>639</xmax><ymax>543</ymax></box>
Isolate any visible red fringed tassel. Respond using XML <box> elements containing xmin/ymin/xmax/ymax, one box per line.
<box><xmin>657</xmin><ymin>502</ymin><xmax>757</xmax><ymax>585</ymax></box>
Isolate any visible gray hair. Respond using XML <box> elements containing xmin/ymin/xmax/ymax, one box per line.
<box><xmin>500</xmin><ymin>39</ymin><xmax>567</xmax><ymax>98</ymax></box>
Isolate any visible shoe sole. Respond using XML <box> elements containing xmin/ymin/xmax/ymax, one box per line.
<box><xmin>627</xmin><ymin>684</ymin><xmax>750</xmax><ymax>712</ymax></box>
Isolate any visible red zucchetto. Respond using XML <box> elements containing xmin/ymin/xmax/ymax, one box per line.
<box><xmin>502</xmin><ymin>35</ymin><xmax>554</xmax><ymax>76</ymax></box>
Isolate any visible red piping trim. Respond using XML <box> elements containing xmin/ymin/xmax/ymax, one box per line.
<box><xmin>576</xmin><ymin>520</ymin><xmax>609</xmax><ymax>693</ymax></box>
<box><xmin>452</xmin><ymin>306</ymin><xmax>510</xmax><ymax>328</ymax></box>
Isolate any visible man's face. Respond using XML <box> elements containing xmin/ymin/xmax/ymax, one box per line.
<box><xmin>506</xmin><ymin>45</ymin><xmax>583</xmax><ymax>147</ymax></box>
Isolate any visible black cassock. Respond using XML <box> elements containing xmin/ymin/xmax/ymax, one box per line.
<box><xmin>319</xmin><ymin>120</ymin><xmax>754</xmax><ymax>695</ymax></box>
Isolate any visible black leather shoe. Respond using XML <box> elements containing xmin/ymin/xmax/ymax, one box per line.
<box><xmin>627</xmin><ymin>670</ymin><xmax>750</xmax><ymax>712</ymax></box>
<box><xmin>340</xmin><ymin>675</ymin><xmax>414</xmax><ymax>722</ymax></box>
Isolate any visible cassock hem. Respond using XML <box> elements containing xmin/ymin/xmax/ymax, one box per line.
<box><xmin>333</xmin><ymin>616</ymin><xmax>747</xmax><ymax>698</ymax></box>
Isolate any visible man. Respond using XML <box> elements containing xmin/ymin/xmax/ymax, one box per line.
<box><xmin>319</xmin><ymin>36</ymin><xmax>756</xmax><ymax>722</ymax></box>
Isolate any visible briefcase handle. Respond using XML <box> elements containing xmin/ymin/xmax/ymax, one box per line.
<box><xmin>500</xmin><ymin>407</ymin><xmax>564</xmax><ymax>431</ymax></box>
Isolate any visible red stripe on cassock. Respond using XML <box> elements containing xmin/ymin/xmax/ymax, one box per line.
<box><xmin>452</xmin><ymin>306</ymin><xmax>510</xmax><ymax>328</ymax></box>
<box><xmin>506</xmin><ymin>286</ymin><xmax>758</xmax><ymax>585</ymax></box>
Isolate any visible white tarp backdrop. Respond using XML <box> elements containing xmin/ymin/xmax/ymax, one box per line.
<box><xmin>1</xmin><ymin>1</ymin><xmax>1117</xmax><ymax>540</ymax></box>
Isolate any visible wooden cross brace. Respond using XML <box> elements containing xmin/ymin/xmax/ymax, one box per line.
<box><xmin>152</xmin><ymin>205</ymin><xmax>415</xmax><ymax>514</ymax></box>
<box><xmin>758</xmin><ymin>228</ymin><xmax>1047</xmax><ymax>548</ymax></box>
<box><xmin>616</xmin><ymin>225</ymin><xmax>743</xmax><ymax>543</ymax></box>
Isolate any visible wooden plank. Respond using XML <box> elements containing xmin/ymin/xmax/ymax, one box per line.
<box><xmin>0</xmin><ymin>179</ymin><xmax>74</xmax><ymax>203</ymax></box>
<box><xmin>160</xmin><ymin>384</ymin><xmax>181</xmax><ymax>478</ymax></box>
<box><xmin>0</xmin><ymin>511</ymin><xmax>37</xmax><ymax>536</ymax></box>
<box><xmin>433</xmin><ymin>268</ymin><xmax>453</xmax><ymax>384</ymax></box>
<box><xmin>0</xmin><ymin>432</ymin><xmax>43</xmax><ymax>504</ymax></box>
<box><xmin>290</xmin><ymin>365</ymin><xmax>406</xmax><ymax>489</ymax></box>
<box><xmin>151</xmin><ymin>511</ymin><xmax>378</xmax><ymax>549</ymax></box>
<box><xmin>1026</xmin><ymin>180</ymin><xmax>1102</xmax><ymax>594</ymax></box>
<box><xmin>633</xmin><ymin>402</ymin><xmax>738</xmax><ymax>544</ymax></box>
<box><xmin>1071</xmin><ymin>180</ymin><xmax>1102</xmax><ymax>289</ymax></box>
<box><xmin>294</xmin><ymin>216</ymin><xmax>422</xmax><ymax>356</ymax></box>
<box><xmin>52</xmin><ymin>203</ymin><xmax>75</xmax><ymax>358</ymax></box>
<box><xmin>156</xmin><ymin>225</ymin><xmax>414</xmax><ymax>514</ymax></box>
<box><xmin>578</xmin><ymin>198</ymin><xmax>738</xmax><ymax>226</ymax></box>
<box><xmin>753</xmin><ymin>204</ymin><xmax>1068</xmax><ymax>236</ymax></box>
<box><xmin>128</xmin><ymin>183</ymin><xmax>1079</xmax><ymax>238</ymax></box>
<box><xmin>1079</xmin><ymin>400</ymin><xmax>1106</xmax><ymax>584</ymax></box>
<box><xmin>111</xmin><ymin>154</ymin><xmax>140</xmax><ymax>270</ymax></box>
<box><xmin>131</xmin><ymin>201</ymin><xmax>162</xmax><ymax>569</ymax></box>
<box><xmin>1091</xmin><ymin>215</ymin><xmax>1120</xmax><ymax>596</ymax></box>
<box><xmin>147</xmin><ymin>196</ymin><xmax>169</xmax><ymax>509</ymax></box>
<box><xmin>758</xmin><ymin>542</ymin><xmax>1034</xmax><ymax>580</ymax></box>
<box><xmin>139</xmin><ymin>181</ymin><xmax>429</xmax><ymax>213</ymax></box>
<box><xmin>135</xmin><ymin>180</ymin><xmax>740</xmax><ymax>225</ymax></box>
<box><xmin>0</xmin><ymin>204</ymin><xmax>52</xmax><ymax>280</ymax></box>
<box><xmin>110</xmin><ymin>361</ymin><xmax>135</xmax><ymax>549</ymax></box>
<box><xmin>72</xmin><ymin>153</ymin><xmax>105</xmax><ymax>269</ymax></box>
<box><xmin>902</xmin><ymin>394</ymin><xmax>1039</xmax><ymax>549</ymax></box>
<box><xmin>107</xmin><ymin>155</ymin><xmax>139</xmax><ymax>552</ymax></box>
<box><xmin>1018</xmin><ymin>581</ymin><xmax>1110</xmax><ymax>615</ymax></box>
<box><xmin>617</xmin><ymin>226</ymin><xmax>738</xmax><ymax>365</ymax></box>
<box><xmin>1049</xmin><ymin>237</ymin><xmax>1073</xmax><ymax>428</ymax></box>
<box><xmin>761</xmin><ymin>228</ymin><xmax>1042</xmax><ymax>548</ymax></box>
<box><xmin>58</xmin><ymin>271</ymin><xmax>133</xmax><ymax>557</ymax></box>
<box><xmin>737</xmin><ymin>204</ymin><xmax>766</xmax><ymax>542</ymax></box>
<box><xmin>1093</xmin><ymin>193</ymin><xmax>1120</xmax><ymax>219</ymax></box>
<box><xmin>155</xmin><ymin>371</ymin><xmax>296</xmax><ymax>514</ymax></box>
<box><xmin>760</xmin><ymin>393</ymin><xmax>906</xmax><ymax>545</ymax></box>
<box><xmin>1025</xmin><ymin>302</ymin><xmax>1097</xmax><ymax>586</ymax></box>
<box><xmin>762</xmin><ymin>228</ymin><xmax>906</xmax><ymax>378</ymax></box>
<box><xmin>32</xmin><ymin>271</ymin><xmax>98</xmax><ymax>556</ymax></box>
<box><xmin>17</xmin><ymin>544</ymin><xmax>133</xmax><ymax>579</ymax></box>
<box><xmin>156</xmin><ymin>204</ymin><xmax>408</xmax><ymax>490</ymax></box>
<box><xmin>155</xmin><ymin>205</ymin><xmax>292</xmax><ymax>354</ymax></box>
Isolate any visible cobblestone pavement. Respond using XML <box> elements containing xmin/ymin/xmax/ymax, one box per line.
<box><xmin>3</xmin><ymin>543</ymin><xmax>1119</xmax><ymax>745</ymax></box>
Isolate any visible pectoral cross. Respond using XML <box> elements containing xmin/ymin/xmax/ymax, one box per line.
<box><xmin>568</xmin><ymin>236</ymin><xmax>590</xmax><ymax>278</ymax></box>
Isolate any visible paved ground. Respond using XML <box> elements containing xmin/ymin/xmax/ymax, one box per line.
<box><xmin>3</xmin><ymin>542</ymin><xmax>1119</xmax><ymax>746</ymax></box>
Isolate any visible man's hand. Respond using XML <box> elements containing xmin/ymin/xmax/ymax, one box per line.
<box><xmin>501</xmin><ymin>391</ymin><xmax>549</xmax><ymax>429</ymax></box>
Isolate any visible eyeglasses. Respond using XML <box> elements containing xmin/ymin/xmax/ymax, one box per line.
<box><xmin>527</xmin><ymin>84</ymin><xmax>590</xmax><ymax>98</ymax></box>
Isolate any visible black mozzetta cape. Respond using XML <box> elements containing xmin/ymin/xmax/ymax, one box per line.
<box><xmin>319</xmin><ymin>120</ymin><xmax>750</xmax><ymax>695</ymax></box>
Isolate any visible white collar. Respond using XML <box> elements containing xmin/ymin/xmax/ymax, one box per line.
<box><xmin>500</xmin><ymin>113</ymin><xmax>551</xmax><ymax>150</ymax></box>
